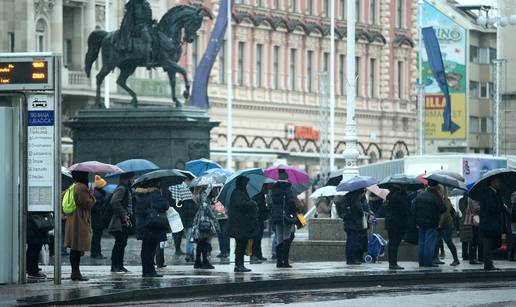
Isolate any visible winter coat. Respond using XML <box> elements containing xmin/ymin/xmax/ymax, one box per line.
<box><xmin>227</xmin><ymin>176</ymin><xmax>259</xmax><ymax>239</ymax></box>
<box><xmin>192</xmin><ymin>201</ymin><xmax>220</xmax><ymax>241</ymax></box>
<box><xmin>479</xmin><ymin>187</ymin><xmax>506</xmax><ymax>237</ymax></box>
<box><xmin>92</xmin><ymin>188</ymin><xmax>108</xmax><ymax>230</ymax></box>
<box><xmin>270</xmin><ymin>181</ymin><xmax>298</xmax><ymax>226</ymax></box>
<box><xmin>174</xmin><ymin>198</ymin><xmax>198</xmax><ymax>228</ymax></box>
<box><xmin>336</xmin><ymin>190</ymin><xmax>365</xmax><ymax>232</ymax></box>
<box><xmin>27</xmin><ymin>212</ymin><xmax>51</xmax><ymax>245</ymax></box>
<box><xmin>414</xmin><ymin>187</ymin><xmax>446</xmax><ymax>229</ymax></box>
<box><xmin>134</xmin><ymin>188</ymin><xmax>170</xmax><ymax>242</ymax></box>
<box><xmin>64</xmin><ymin>183</ymin><xmax>95</xmax><ymax>251</ymax></box>
<box><xmin>384</xmin><ymin>188</ymin><xmax>409</xmax><ymax>233</ymax></box>
<box><xmin>439</xmin><ymin>197</ymin><xmax>455</xmax><ymax>228</ymax></box>
<box><xmin>107</xmin><ymin>185</ymin><xmax>131</xmax><ymax>233</ymax></box>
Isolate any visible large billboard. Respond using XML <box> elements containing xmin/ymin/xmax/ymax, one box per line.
<box><xmin>422</xmin><ymin>1</ymin><xmax>467</xmax><ymax>140</ymax></box>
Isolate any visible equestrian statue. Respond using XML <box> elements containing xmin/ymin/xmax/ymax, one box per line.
<box><xmin>85</xmin><ymin>1</ymin><xmax>205</xmax><ymax>108</ymax></box>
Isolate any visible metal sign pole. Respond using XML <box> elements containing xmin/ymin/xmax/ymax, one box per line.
<box><xmin>53</xmin><ymin>55</ymin><xmax>62</xmax><ymax>285</ymax></box>
<box><xmin>19</xmin><ymin>94</ymin><xmax>28</xmax><ymax>284</ymax></box>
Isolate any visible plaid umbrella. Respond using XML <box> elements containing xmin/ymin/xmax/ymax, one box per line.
<box><xmin>169</xmin><ymin>182</ymin><xmax>193</xmax><ymax>201</ymax></box>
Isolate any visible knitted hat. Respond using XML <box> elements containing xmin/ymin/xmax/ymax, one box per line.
<box><xmin>95</xmin><ymin>175</ymin><xmax>107</xmax><ymax>189</ymax></box>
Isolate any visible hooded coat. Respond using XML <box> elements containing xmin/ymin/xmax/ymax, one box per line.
<box><xmin>227</xmin><ymin>176</ymin><xmax>259</xmax><ymax>240</ymax></box>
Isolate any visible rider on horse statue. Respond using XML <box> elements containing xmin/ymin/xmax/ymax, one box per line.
<box><xmin>117</xmin><ymin>0</ymin><xmax>154</xmax><ymax>68</ymax></box>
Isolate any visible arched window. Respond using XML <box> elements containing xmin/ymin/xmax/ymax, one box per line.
<box><xmin>35</xmin><ymin>19</ymin><xmax>48</xmax><ymax>52</ymax></box>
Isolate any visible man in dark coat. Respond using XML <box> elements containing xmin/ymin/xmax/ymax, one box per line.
<box><xmin>228</xmin><ymin>176</ymin><xmax>259</xmax><ymax>272</ymax></box>
<box><xmin>251</xmin><ymin>186</ymin><xmax>271</xmax><ymax>263</ymax></box>
<box><xmin>107</xmin><ymin>172</ymin><xmax>135</xmax><ymax>273</ymax></box>
<box><xmin>414</xmin><ymin>180</ymin><xmax>446</xmax><ymax>267</ymax></box>
<box><xmin>384</xmin><ymin>185</ymin><xmax>408</xmax><ymax>270</ymax></box>
<box><xmin>26</xmin><ymin>212</ymin><xmax>52</xmax><ymax>279</ymax></box>
<box><xmin>479</xmin><ymin>177</ymin><xmax>506</xmax><ymax>270</ymax></box>
<box><xmin>336</xmin><ymin>189</ymin><xmax>366</xmax><ymax>265</ymax></box>
<box><xmin>91</xmin><ymin>176</ymin><xmax>108</xmax><ymax>259</ymax></box>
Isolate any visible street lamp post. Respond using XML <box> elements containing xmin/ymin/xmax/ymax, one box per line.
<box><xmin>226</xmin><ymin>0</ymin><xmax>233</xmax><ymax>169</ymax></box>
<box><xmin>330</xmin><ymin>0</ymin><xmax>336</xmax><ymax>171</ymax></box>
<box><xmin>104</xmin><ymin>0</ymin><xmax>110</xmax><ymax>108</ymax></box>
<box><xmin>341</xmin><ymin>0</ymin><xmax>360</xmax><ymax>180</ymax></box>
<box><xmin>418</xmin><ymin>0</ymin><xmax>425</xmax><ymax>156</ymax></box>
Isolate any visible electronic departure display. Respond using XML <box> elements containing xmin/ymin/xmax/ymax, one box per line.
<box><xmin>0</xmin><ymin>56</ymin><xmax>54</xmax><ymax>90</ymax></box>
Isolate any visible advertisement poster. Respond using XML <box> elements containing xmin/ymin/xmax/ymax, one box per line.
<box><xmin>462</xmin><ymin>158</ymin><xmax>507</xmax><ymax>186</ymax></box>
<box><xmin>422</xmin><ymin>1</ymin><xmax>467</xmax><ymax>140</ymax></box>
<box><xmin>27</xmin><ymin>94</ymin><xmax>55</xmax><ymax>212</ymax></box>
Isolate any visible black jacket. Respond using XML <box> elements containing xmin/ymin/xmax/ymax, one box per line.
<box><xmin>414</xmin><ymin>187</ymin><xmax>446</xmax><ymax>229</ymax></box>
<box><xmin>27</xmin><ymin>212</ymin><xmax>51</xmax><ymax>245</ymax></box>
<box><xmin>92</xmin><ymin>188</ymin><xmax>108</xmax><ymax>230</ymax></box>
<box><xmin>227</xmin><ymin>177</ymin><xmax>259</xmax><ymax>239</ymax></box>
<box><xmin>479</xmin><ymin>187</ymin><xmax>506</xmax><ymax>237</ymax></box>
<box><xmin>173</xmin><ymin>198</ymin><xmax>198</xmax><ymax>228</ymax></box>
<box><xmin>336</xmin><ymin>190</ymin><xmax>365</xmax><ymax>232</ymax></box>
<box><xmin>134</xmin><ymin>190</ymin><xmax>170</xmax><ymax>242</ymax></box>
<box><xmin>385</xmin><ymin>188</ymin><xmax>409</xmax><ymax>233</ymax></box>
<box><xmin>252</xmin><ymin>192</ymin><xmax>270</xmax><ymax>222</ymax></box>
<box><xmin>270</xmin><ymin>181</ymin><xmax>297</xmax><ymax>226</ymax></box>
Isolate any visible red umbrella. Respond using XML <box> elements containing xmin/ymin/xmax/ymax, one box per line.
<box><xmin>367</xmin><ymin>185</ymin><xmax>390</xmax><ymax>201</ymax></box>
<box><xmin>68</xmin><ymin>161</ymin><xmax>123</xmax><ymax>174</ymax></box>
<box><xmin>416</xmin><ymin>173</ymin><xmax>428</xmax><ymax>186</ymax></box>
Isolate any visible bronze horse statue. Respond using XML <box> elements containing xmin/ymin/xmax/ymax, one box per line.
<box><xmin>85</xmin><ymin>5</ymin><xmax>204</xmax><ymax>108</ymax></box>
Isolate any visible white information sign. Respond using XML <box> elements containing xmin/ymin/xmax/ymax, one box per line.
<box><xmin>27</xmin><ymin>94</ymin><xmax>55</xmax><ymax>212</ymax></box>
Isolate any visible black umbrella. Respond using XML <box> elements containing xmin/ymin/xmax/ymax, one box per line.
<box><xmin>425</xmin><ymin>173</ymin><xmax>467</xmax><ymax>190</ymax></box>
<box><xmin>132</xmin><ymin>169</ymin><xmax>186</xmax><ymax>187</ymax></box>
<box><xmin>175</xmin><ymin>169</ymin><xmax>196</xmax><ymax>180</ymax></box>
<box><xmin>325</xmin><ymin>170</ymin><xmax>343</xmax><ymax>186</ymax></box>
<box><xmin>378</xmin><ymin>174</ymin><xmax>425</xmax><ymax>191</ymax></box>
<box><xmin>469</xmin><ymin>168</ymin><xmax>516</xmax><ymax>201</ymax></box>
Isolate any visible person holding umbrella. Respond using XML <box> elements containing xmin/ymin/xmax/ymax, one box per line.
<box><xmin>335</xmin><ymin>189</ymin><xmax>366</xmax><ymax>265</ymax></box>
<box><xmin>90</xmin><ymin>175</ymin><xmax>109</xmax><ymax>259</ymax></box>
<box><xmin>107</xmin><ymin>172</ymin><xmax>135</xmax><ymax>273</ymax></box>
<box><xmin>384</xmin><ymin>184</ymin><xmax>409</xmax><ymax>270</ymax></box>
<box><xmin>192</xmin><ymin>184</ymin><xmax>220</xmax><ymax>270</ymax></box>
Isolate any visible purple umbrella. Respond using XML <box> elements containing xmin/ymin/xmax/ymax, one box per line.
<box><xmin>264</xmin><ymin>165</ymin><xmax>310</xmax><ymax>185</ymax></box>
<box><xmin>68</xmin><ymin>161</ymin><xmax>123</xmax><ymax>174</ymax></box>
<box><xmin>337</xmin><ymin>176</ymin><xmax>379</xmax><ymax>192</ymax></box>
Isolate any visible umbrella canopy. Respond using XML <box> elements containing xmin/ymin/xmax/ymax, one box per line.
<box><xmin>106</xmin><ymin>159</ymin><xmax>159</xmax><ymax>177</ymax></box>
<box><xmin>469</xmin><ymin>168</ymin><xmax>516</xmax><ymax>200</ymax></box>
<box><xmin>337</xmin><ymin>176</ymin><xmax>379</xmax><ymax>193</ymax></box>
<box><xmin>186</xmin><ymin>158</ymin><xmax>223</xmax><ymax>177</ymax></box>
<box><xmin>378</xmin><ymin>174</ymin><xmax>425</xmax><ymax>191</ymax></box>
<box><xmin>169</xmin><ymin>182</ymin><xmax>193</xmax><ymax>201</ymax></box>
<box><xmin>425</xmin><ymin>173</ymin><xmax>466</xmax><ymax>190</ymax></box>
<box><xmin>104</xmin><ymin>184</ymin><xmax>118</xmax><ymax>194</ymax></box>
<box><xmin>310</xmin><ymin>186</ymin><xmax>346</xmax><ymax>199</ymax></box>
<box><xmin>367</xmin><ymin>185</ymin><xmax>390</xmax><ymax>201</ymax></box>
<box><xmin>264</xmin><ymin>165</ymin><xmax>310</xmax><ymax>185</ymax></box>
<box><xmin>203</xmin><ymin>168</ymin><xmax>233</xmax><ymax>177</ymax></box>
<box><xmin>325</xmin><ymin>170</ymin><xmax>343</xmax><ymax>186</ymax></box>
<box><xmin>417</xmin><ymin>173</ymin><xmax>429</xmax><ymax>186</ymax></box>
<box><xmin>133</xmin><ymin>169</ymin><xmax>186</xmax><ymax>188</ymax></box>
<box><xmin>68</xmin><ymin>161</ymin><xmax>122</xmax><ymax>174</ymax></box>
<box><xmin>190</xmin><ymin>173</ymin><xmax>227</xmax><ymax>187</ymax></box>
<box><xmin>292</xmin><ymin>182</ymin><xmax>311</xmax><ymax>196</ymax></box>
<box><xmin>449</xmin><ymin>188</ymin><xmax>466</xmax><ymax>197</ymax></box>
<box><xmin>218</xmin><ymin>168</ymin><xmax>267</xmax><ymax>206</ymax></box>
<box><xmin>175</xmin><ymin>169</ymin><xmax>196</xmax><ymax>180</ymax></box>
<box><xmin>431</xmin><ymin>170</ymin><xmax>465</xmax><ymax>182</ymax></box>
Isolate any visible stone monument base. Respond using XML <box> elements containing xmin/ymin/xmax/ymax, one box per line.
<box><xmin>65</xmin><ymin>106</ymin><xmax>219</xmax><ymax>169</ymax></box>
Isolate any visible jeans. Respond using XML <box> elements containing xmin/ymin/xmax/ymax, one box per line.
<box><xmin>252</xmin><ymin>221</ymin><xmax>265</xmax><ymax>258</ymax></box>
<box><xmin>235</xmin><ymin>239</ymin><xmax>247</xmax><ymax>267</ymax></box>
<box><xmin>435</xmin><ymin>224</ymin><xmax>459</xmax><ymax>262</ymax></box>
<box><xmin>184</xmin><ymin>227</ymin><xmax>195</xmax><ymax>257</ymax></box>
<box><xmin>345</xmin><ymin>230</ymin><xmax>363</xmax><ymax>264</ymax></box>
<box><xmin>217</xmin><ymin>220</ymin><xmax>230</xmax><ymax>255</ymax></box>
<box><xmin>418</xmin><ymin>228</ymin><xmax>438</xmax><ymax>266</ymax></box>
<box><xmin>141</xmin><ymin>239</ymin><xmax>159</xmax><ymax>274</ymax></box>
<box><xmin>26</xmin><ymin>243</ymin><xmax>43</xmax><ymax>274</ymax></box>
<box><xmin>91</xmin><ymin>228</ymin><xmax>103</xmax><ymax>256</ymax></box>
<box><xmin>387</xmin><ymin>231</ymin><xmax>404</xmax><ymax>266</ymax></box>
<box><xmin>111</xmin><ymin>231</ymin><xmax>128</xmax><ymax>268</ymax></box>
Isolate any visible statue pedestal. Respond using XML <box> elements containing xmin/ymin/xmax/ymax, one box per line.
<box><xmin>65</xmin><ymin>107</ymin><xmax>219</xmax><ymax>169</ymax></box>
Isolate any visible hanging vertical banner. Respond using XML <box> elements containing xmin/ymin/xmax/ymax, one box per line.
<box><xmin>421</xmin><ymin>1</ymin><xmax>467</xmax><ymax>140</ymax></box>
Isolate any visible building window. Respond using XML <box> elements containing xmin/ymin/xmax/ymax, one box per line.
<box><xmin>339</xmin><ymin>0</ymin><xmax>345</xmax><ymax>19</ymax></box>
<box><xmin>238</xmin><ymin>42</ymin><xmax>245</xmax><ymax>86</ymax></box>
<box><xmin>479</xmin><ymin>47</ymin><xmax>489</xmax><ymax>64</ymax></box>
<box><xmin>369</xmin><ymin>58</ymin><xmax>376</xmax><ymax>98</ymax></box>
<box><xmin>256</xmin><ymin>44</ymin><xmax>263</xmax><ymax>87</ymax></box>
<box><xmin>63</xmin><ymin>39</ymin><xmax>72</xmax><ymax>67</ymax></box>
<box><xmin>356</xmin><ymin>56</ymin><xmax>361</xmax><ymax>96</ymax></box>
<box><xmin>289</xmin><ymin>48</ymin><xmax>297</xmax><ymax>90</ymax></box>
<box><xmin>274</xmin><ymin>0</ymin><xmax>280</xmax><ymax>9</ymax></box>
<box><xmin>370</xmin><ymin>0</ymin><xmax>377</xmax><ymax>24</ymax></box>
<box><xmin>480</xmin><ymin>117</ymin><xmax>491</xmax><ymax>133</ymax></box>
<box><xmin>470</xmin><ymin>45</ymin><xmax>479</xmax><ymax>63</ymax></box>
<box><xmin>489</xmin><ymin>82</ymin><xmax>495</xmax><ymax>100</ymax></box>
<box><xmin>397</xmin><ymin>60</ymin><xmax>404</xmax><ymax>99</ymax></box>
<box><xmin>273</xmin><ymin>46</ymin><xmax>280</xmax><ymax>89</ymax></box>
<box><xmin>356</xmin><ymin>0</ymin><xmax>360</xmax><ymax>22</ymax></box>
<box><xmin>35</xmin><ymin>19</ymin><xmax>47</xmax><ymax>52</ymax></box>
<box><xmin>470</xmin><ymin>116</ymin><xmax>479</xmax><ymax>133</ymax></box>
<box><xmin>308</xmin><ymin>0</ymin><xmax>314</xmax><ymax>15</ymax></box>
<box><xmin>8</xmin><ymin>32</ymin><xmax>15</xmax><ymax>52</ymax></box>
<box><xmin>291</xmin><ymin>0</ymin><xmax>297</xmax><ymax>12</ymax></box>
<box><xmin>323</xmin><ymin>52</ymin><xmax>329</xmax><ymax>73</ymax></box>
<box><xmin>489</xmin><ymin>48</ymin><xmax>497</xmax><ymax>63</ymax></box>
<box><xmin>469</xmin><ymin>81</ymin><xmax>479</xmax><ymax>98</ymax></box>
<box><xmin>218</xmin><ymin>41</ymin><xmax>225</xmax><ymax>84</ymax></box>
<box><xmin>306</xmin><ymin>50</ymin><xmax>313</xmax><ymax>93</ymax></box>
<box><xmin>396</xmin><ymin>0</ymin><xmax>403</xmax><ymax>28</ymax></box>
<box><xmin>323</xmin><ymin>0</ymin><xmax>329</xmax><ymax>17</ymax></box>
<box><xmin>339</xmin><ymin>54</ymin><xmax>345</xmax><ymax>96</ymax></box>
<box><xmin>480</xmin><ymin>82</ymin><xmax>488</xmax><ymax>98</ymax></box>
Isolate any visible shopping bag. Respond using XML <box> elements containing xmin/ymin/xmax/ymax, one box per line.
<box><xmin>245</xmin><ymin>240</ymin><xmax>253</xmax><ymax>256</ymax></box>
<box><xmin>167</xmin><ymin>207</ymin><xmax>184</xmax><ymax>233</ymax></box>
<box><xmin>296</xmin><ymin>213</ymin><xmax>308</xmax><ymax>229</ymax></box>
<box><xmin>40</xmin><ymin>244</ymin><xmax>50</xmax><ymax>265</ymax></box>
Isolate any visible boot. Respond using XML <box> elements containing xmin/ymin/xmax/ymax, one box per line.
<box><xmin>276</xmin><ymin>243</ymin><xmax>284</xmax><ymax>268</ymax></box>
<box><xmin>71</xmin><ymin>266</ymin><xmax>88</xmax><ymax>281</ymax></box>
<box><xmin>282</xmin><ymin>243</ymin><xmax>292</xmax><ymax>268</ymax></box>
<box><xmin>111</xmin><ymin>265</ymin><xmax>123</xmax><ymax>273</ymax></box>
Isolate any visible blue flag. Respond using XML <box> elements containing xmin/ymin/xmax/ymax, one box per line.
<box><xmin>422</xmin><ymin>27</ymin><xmax>460</xmax><ymax>134</ymax></box>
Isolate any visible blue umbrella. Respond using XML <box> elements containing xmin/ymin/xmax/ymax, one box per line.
<box><xmin>218</xmin><ymin>168</ymin><xmax>267</xmax><ymax>207</ymax></box>
<box><xmin>186</xmin><ymin>158</ymin><xmax>223</xmax><ymax>177</ymax></box>
<box><xmin>203</xmin><ymin>168</ymin><xmax>233</xmax><ymax>177</ymax></box>
<box><xmin>106</xmin><ymin>159</ymin><xmax>160</xmax><ymax>177</ymax></box>
<box><xmin>104</xmin><ymin>184</ymin><xmax>118</xmax><ymax>194</ymax></box>
<box><xmin>337</xmin><ymin>176</ymin><xmax>379</xmax><ymax>192</ymax></box>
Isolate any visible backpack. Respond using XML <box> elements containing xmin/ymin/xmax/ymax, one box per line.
<box><xmin>62</xmin><ymin>183</ymin><xmax>77</xmax><ymax>214</ymax></box>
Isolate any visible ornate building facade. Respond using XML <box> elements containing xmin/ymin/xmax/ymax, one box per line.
<box><xmin>0</xmin><ymin>0</ymin><xmax>418</xmax><ymax>173</ymax></box>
